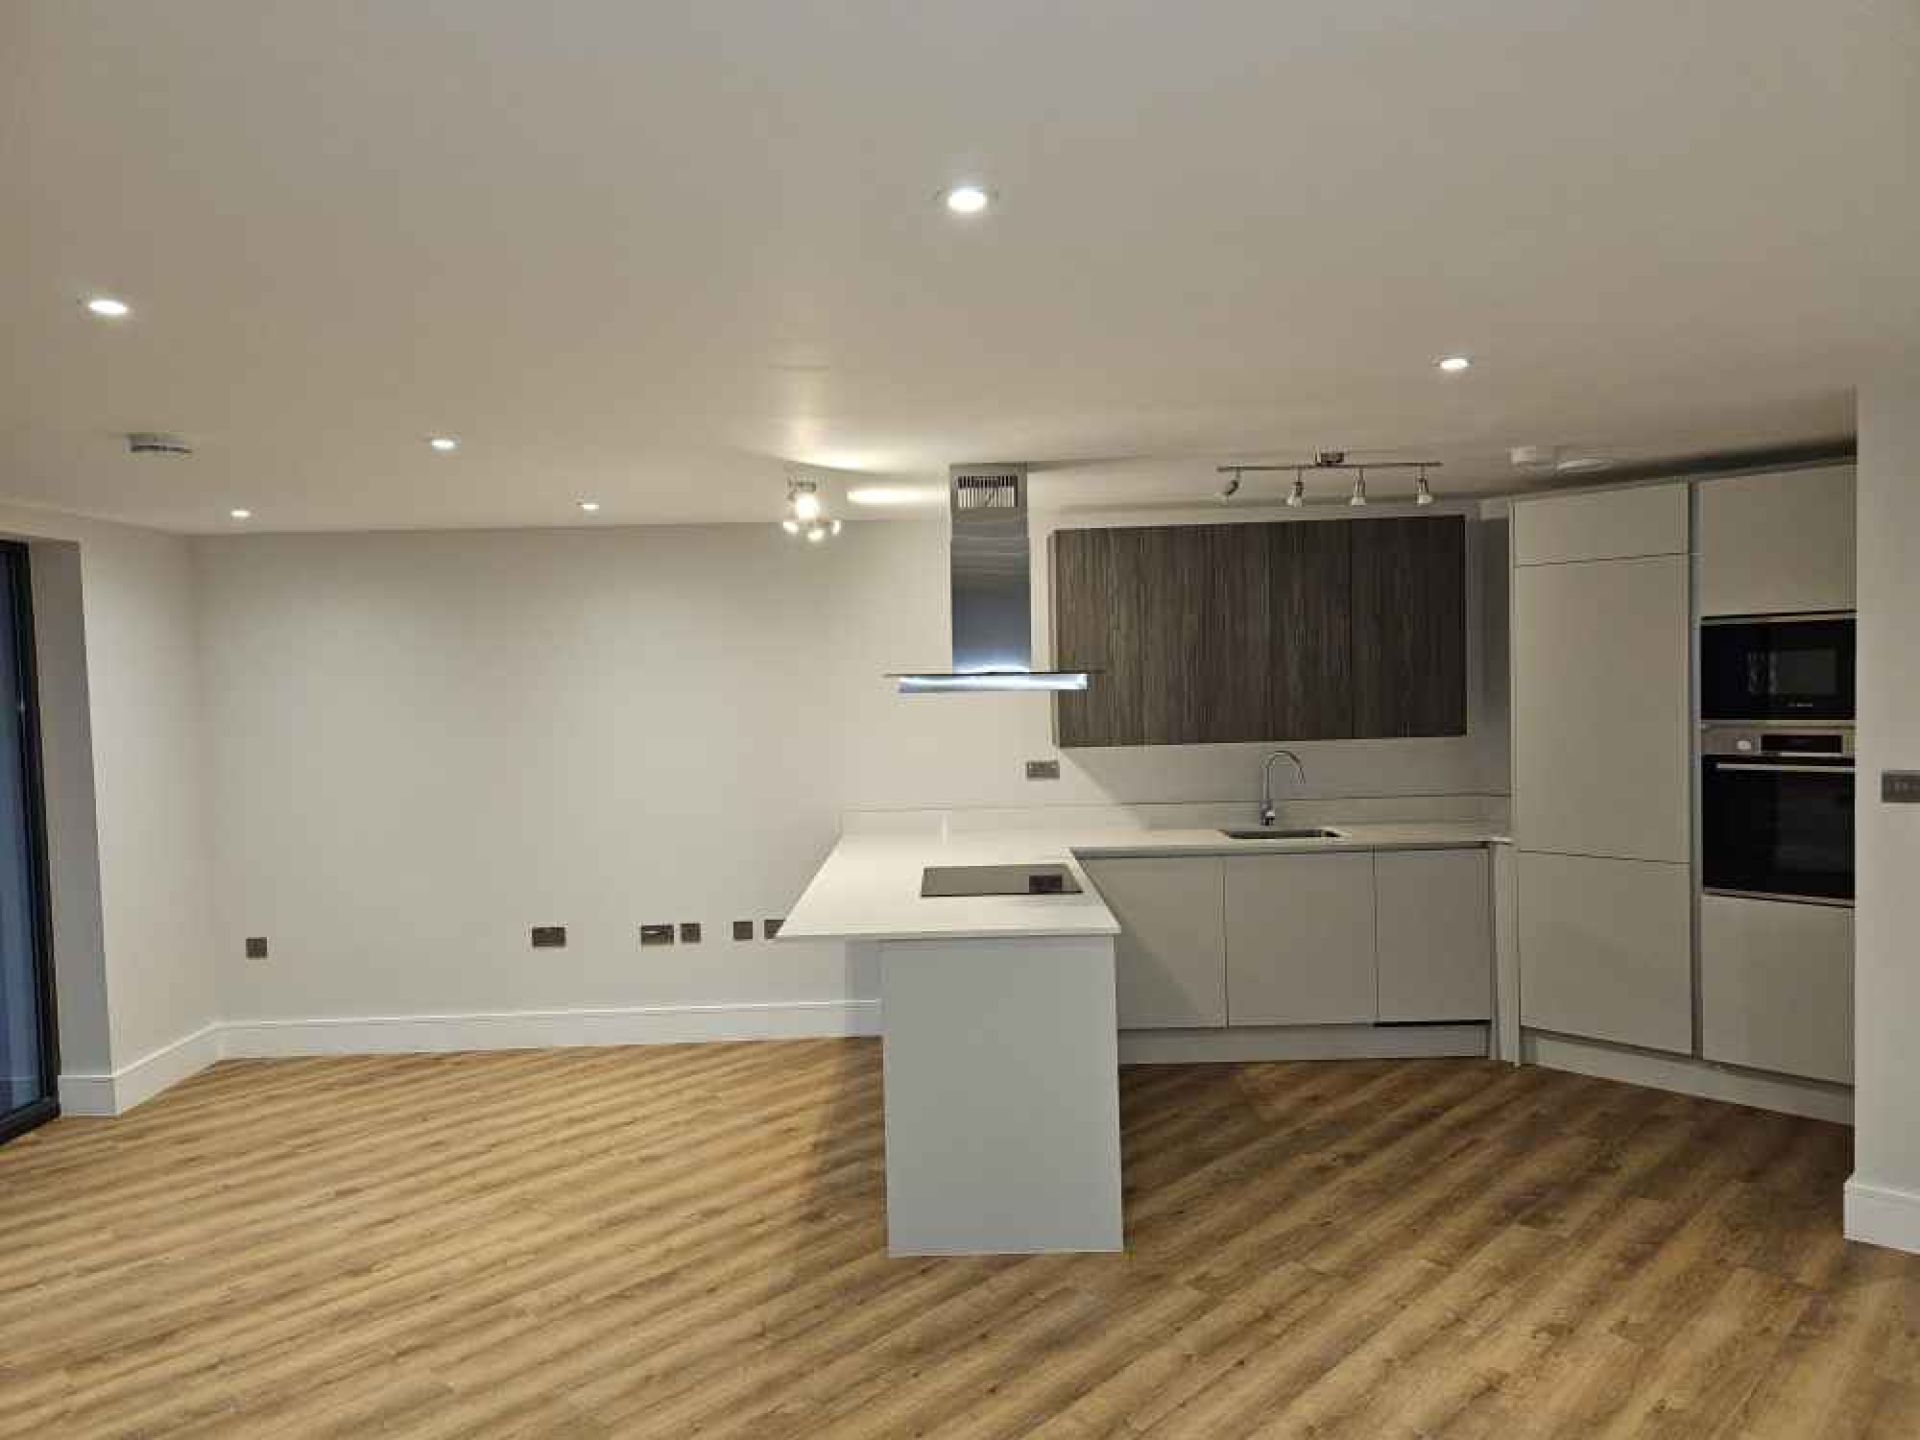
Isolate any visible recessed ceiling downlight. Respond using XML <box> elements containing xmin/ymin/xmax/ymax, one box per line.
<box><xmin>85</xmin><ymin>296</ymin><xmax>131</xmax><ymax>318</ymax></box>
<box><xmin>943</xmin><ymin>184</ymin><xmax>991</xmax><ymax>216</ymax></box>
<box><xmin>229</xmin><ymin>508</ymin><xmax>252</xmax><ymax>521</ymax></box>
<box><xmin>428</xmin><ymin>436</ymin><xmax>459</xmax><ymax>452</ymax></box>
<box><xmin>1436</xmin><ymin>355</ymin><xmax>1472</xmax><ymax>373</ymax></box>
<box><xmin>577</xmin><ymin>500</ymin><xmax>601</xmax><ymax>513</ymax></box>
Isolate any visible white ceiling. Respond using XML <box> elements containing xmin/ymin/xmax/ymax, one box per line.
<box><xmin>1</xmin><ymin>1</ymin><xmax>1911</xmax><ymax>532</ymax></box>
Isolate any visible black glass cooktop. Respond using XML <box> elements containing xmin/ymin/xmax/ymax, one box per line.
<box><xmin>920</xmin><ymin>864</ymin><xmax>1083</xmax><ymax>898</ymax></box>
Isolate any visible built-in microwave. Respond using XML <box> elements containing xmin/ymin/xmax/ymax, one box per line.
<box><xmin>1700</xmin><ymin>613</ymin><xmax>1854</xmax><ymax>723</ymax></box>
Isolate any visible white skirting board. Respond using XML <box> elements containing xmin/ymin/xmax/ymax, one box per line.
<box><xmin>222</xmin><ymin>999</ymin><xmax>881</xmax><ymax>1057</ymax></box>
<box><xmin>57</xmin><ymin>1000</ymin><xmax>881</xmax><ymax>1116</ymax></box>
<box><xmin>57</xmin><ymin>1022</ymin><xmax>226</xmax><ymax>1117</ymax></box>
<box><xmin>1844</xmin><ymin>1178</ymin><xmax>1920</xmax><ymax>1255</ymax></box>
<box><xmin>1522</xmin><ymin>1030</ymin><xmax>1853</xmax><ymax>1124</ymax></box>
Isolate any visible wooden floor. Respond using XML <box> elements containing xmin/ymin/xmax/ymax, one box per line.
<box><xmin>0</xmin><ymin>1044</ymin><xmax>1915</xmax><ymax>1438</ymax></box>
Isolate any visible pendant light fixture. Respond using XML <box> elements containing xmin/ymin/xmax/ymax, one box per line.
<box><xmin>1348</xmin><ymin>467</ymin><xmax>1368</xmax><ymax>507</ymax></box>
<box><xmin>1286</xmin><ymin>470</ymin><xmax>1306</xmax><ymax>507</ymax></box>
<box><xmin>1415</xmin><ymin>465</ymin><xmax>1435</xmax><ymax>506</ymax></box>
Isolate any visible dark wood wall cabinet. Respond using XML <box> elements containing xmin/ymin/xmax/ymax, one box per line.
<box><xmin>1050</xmin><ymin>515</ymin><xmax>1466</xmax><ymax>748</ymax></box>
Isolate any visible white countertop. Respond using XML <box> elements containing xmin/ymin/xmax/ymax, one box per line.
<box><xmin>779</xmin><ymin>819</ymin><xmax>1504</xmax><ymax>943</ymax></box>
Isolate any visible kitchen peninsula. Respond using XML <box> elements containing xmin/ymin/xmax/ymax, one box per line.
<box><xmin>781</xmin><ymin>811</ymin><xmax>1503</xmax><ymax>1256</ymax></box>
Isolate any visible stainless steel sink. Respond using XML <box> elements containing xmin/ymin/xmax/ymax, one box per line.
<box><xmin>1218</xmin><ymin>827</ymin><xmax>1346</xmax><ymax>841</ymax></box>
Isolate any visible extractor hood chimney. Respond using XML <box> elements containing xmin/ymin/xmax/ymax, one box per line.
<box><xmin>890</xmin><ymin>464</ymin><xmax>1092</xmax><ymax>694</ymax></box>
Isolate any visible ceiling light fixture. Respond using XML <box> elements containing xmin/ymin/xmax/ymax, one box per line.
<box><xmin>1436</xmin><ymin>355</ymin><xmax>1472</xmax><ymax>373</ymax></box>
<box><xmin>784</xmin><ymin>476</ymin><xmax>841</xmax><ymax>541</ymax></box>
<box><xmin>577</xmin><ymin>500</ymin><xmax>601</xmax><ymax>513</ymax></box>
<box><xmin>428</xmin><ymin>436</ymin><xmax>459</xmax><ymax>452</ymax></box>
<box><xmin>85</xmin><ymin>296</ymin><xmax>131</xmax><ymax>318</ymax></box>
<box><xmin>1217</xmin><ymin>455</ymin><xmax>1442</xmax><ymax>508</ymax></box>
<box><xmin>943</xmin><ymin>184</ymin><xmax>992</xmax><ymax>216</ymax></box>
<box><xmin>228</xmin><ymin>508</ymin><xmax>252</xmax><ymax>521</ymax></box>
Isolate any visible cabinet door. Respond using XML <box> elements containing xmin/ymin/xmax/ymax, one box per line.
<box><xmin>1700</xmin><ymin>894</ymin><xmax>1852</xmax><ymax>1083</ymax></box>
<box><xmin>1224</xmin><ymin>853</ymin><xmax>1376</xmax><ymax>1025</ymax></box>
<box><xmin>1698</xmin><ymin>466</ymin><xmax>1855</xmax><ymax>617</ymax></box>
<box><xmin>1512</xmin><ymin>555</ymin><xmax>1691</xmax><ymax>863</ymax></box>
<box><xmin>1257</xmin><ymin>521</ymin><xmax>1353</xmax><ymax>742</ymax></box>
<box><xmin>1351</xmin><ymin>516</ymin><xmax>1467</xmax><ymax>737</ymax></box>
<box><xmin>1513</xmin><ymin>484</ymin><xmax>1687</xmax><ymax>565</ymax></box>
<box><xmin>1517</xmin><ymin>851</ymin><xmax>1692</xmax><ymax>1054</ymax></box>
<box><xmin>1051</xmin><ymin>527</ymin><xmax>1200</xmax><ymax>747</ymax></box>
<box><xmin>1079</xmin><ymin>857</ymin><xmax>1225</xmax><ymax>1028</ymax></box>
<box><xmin>1375</xmin><ymin>849</ymin><xmax>1492</xmax><ymax>1021</ymax></box>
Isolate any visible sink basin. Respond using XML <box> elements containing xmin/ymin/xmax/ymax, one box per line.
<box><xmin>1218</xmin><ymin>827</ymin><xmax>1347</xmax><ymax>841</ymax></box>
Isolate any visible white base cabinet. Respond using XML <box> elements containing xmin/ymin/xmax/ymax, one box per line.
<box><xmin>1086</xmin><ymin>847</ymin><xmax>1497</xmax><ymax>1034</ymax></box>
<box><xmin>1376</xmin><ymin>849</ymin><xmax>1492</xmax><ymax>1021</ymax></box>
<box><xmin>1224</xmin><ymin>853</ymin><xmax>1377</xmax><ymax>1025</ymax></box>
<box><xmin>1078</xmin><ymin>857</ymin><xmax>1226</xmax><ymax>1028</ymax></box>
<box><xmin>1700</xmin><ymin>894</ymin><xmax>1853</xmax><ymax>1084</ymax></box>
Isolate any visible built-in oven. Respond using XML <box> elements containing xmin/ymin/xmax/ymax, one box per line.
<box><xmin>1701</xmin><ymin>613</ymin><xmax>1854</xmax><ymax>723</ymax></box>
<box><xmin>1701</xmin><ymin>724</ymin><xmax>1854</xmax><ymax>905</ymax></box>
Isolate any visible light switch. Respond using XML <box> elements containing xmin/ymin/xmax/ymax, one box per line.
<box><xmin>1883</xmin><ymin>771</ymin><xmax>1920</xmax><ymax>804</ymax></box>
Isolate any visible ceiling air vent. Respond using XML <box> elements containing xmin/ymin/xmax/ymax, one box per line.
<box><xmin>952</xmin><ymin>467</ymin><xmax>1023</xmax><ymax>512</ymax></box>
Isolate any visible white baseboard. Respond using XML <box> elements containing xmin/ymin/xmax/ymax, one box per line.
<box><xmin>221</xmin><ymin>998</ymin><xmax>882</xmax><ymax>1059</ymax></box>
<box><xmin>57</xmin><ymin>1022</ymin><xmax>225</xmax><ymax>1117</ymax></box>
<box><xmin>1120</xmin><ymin>1023</ymin><xmax>1489</xmax><ymax>1065</ymax></box>
<box><xmin>53</xmin><ymin>1001</ymin><xmax>880</xmax><ymax>1116</ymax></box>
<box><xmin>1845</xmin><ymin>1177</ymin><xmax>1920</xmax><ymax>1255</ymax></box>
<box><xmin>1522</xmin><ymin>1030</ymin><xmax>1853</xmax><ymax>1124</ymax></box>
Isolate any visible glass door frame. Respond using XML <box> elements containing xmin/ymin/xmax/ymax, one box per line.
<box><xmin>0</xmin><ymin>542</ymin><xmax>59</xmax><ymax>1144</ymax></box>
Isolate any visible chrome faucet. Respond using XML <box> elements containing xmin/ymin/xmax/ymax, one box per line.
<box><xmin>1259</xmin><ymin>749</ymin><xmax>1306</xmax><ymax>828</ymax></box>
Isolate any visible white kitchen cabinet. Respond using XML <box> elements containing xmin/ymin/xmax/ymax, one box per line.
<box><xmin>1225</xmin><ymin>852</ymin><xmax>1377</xmax><ymax>1025</ymax></box>
<box><xmin>1079</xmin><ymin>856</ymin><xmax>1226</xmax><ymax>1028</ymax></box>
<box><xmin>1700</xmin><ymin>894</ymin><xmax>1853</xmax><ymax>1084</ymax></box>
<box><xmin>1375</xmin><ymin>849</ymin><xmax>1492</xmax><ymax>1021</ymax></box>
<box><xmin>1512</xmin><ymin>553</ymin><xmax>1691</xmax><ymax>863</ymax></box>
<box><xmin>1517</xmin><ymin>851</ymin><xmax>1693</xmax><ymax>1054</ymax></box>
<box><xmin>1697</xmin><ymin>466</ymin><xmax>1855</xmax><ymax>617</ymax></box>
<box><xmin>1513</xmin><ymin>484</ymin><xmax>1688</xmax><ymax>566</ymax></box>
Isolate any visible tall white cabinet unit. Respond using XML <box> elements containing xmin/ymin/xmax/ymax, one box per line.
<box><xmin>1511</xmin><ymin>484</ymin><xmax>1694</xmax><ymax>1054</ymax></box>
<box><xmin>1693</xmin><ymin>464</ymin><xmax>1856</xmax><ymax>1086</ymax></box>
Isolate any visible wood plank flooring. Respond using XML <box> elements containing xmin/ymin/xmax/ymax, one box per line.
<box><xmin>0</xmin><ymin>1042</ymin><xmax>1915</xmax><ymax>1438</ymax></box>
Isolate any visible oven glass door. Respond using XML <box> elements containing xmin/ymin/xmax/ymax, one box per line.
<box><xmin>1702</xmin><ymin>758</ymin><xmax>1854</xmax><ymax>902</ymax></box>
<box><xmin>1701</xmin><ymin>617</ymin><xmax>1854</xmax><ymax>721</ymax></box>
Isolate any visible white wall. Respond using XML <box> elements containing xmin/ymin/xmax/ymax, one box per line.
<box><xmin>1849</xmin><ymin>356</ymin><xmax>1920</xmax><ymax>1253</ymax></box>
<box><xmin>0</xmin><ymin>506</ymin><xmax>217</xmax><ymax>1096</ymax></box>
<box><xmin>195</xmin><ymin>508</ymin><xmax>1506</xmax><ymax>1030</ymax></box>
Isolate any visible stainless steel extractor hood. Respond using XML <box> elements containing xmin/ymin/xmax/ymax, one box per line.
<box><xmin>890</xmin><ymin>464</ymin><xmax>1092</xmax><ymax>694</ymax></box>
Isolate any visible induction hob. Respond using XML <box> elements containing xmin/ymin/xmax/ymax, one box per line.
<box><xmin>920</xmin><ymin>863</ymin><xmax>1083</xmax><ymax>898</ymax></box>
